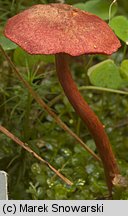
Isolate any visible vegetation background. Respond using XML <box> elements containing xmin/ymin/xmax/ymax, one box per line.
<box><xmin>0</xmin><ymin>0</ymin><xmax>128</xmax><ymax>199</ymax></box>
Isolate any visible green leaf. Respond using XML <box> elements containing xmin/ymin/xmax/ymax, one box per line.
<box><xmin>120</xmin><ymin>60</ymin><xmax>128</xmax><ymax>81</ymax></box>
<box><xmin>87</xmin><ymin>59</ymin><xmax>123</xmax><ymax>89</ymax></box>
<box><xmin>86</xmin><ymin>139</ymin><xmax>96</xmax><ymax>152</ymax></box>
<box><xmin>109</xmin><ymin>16</ymin><xmax>128</xmax><ymax>43</ymax></box>
<box><xmin>13</xmin><ymin>47</ymin><xmax>54</xmax><ymax>68</ymax></box>
<box><xmin>74</xmin><ymin>0</ymin><xmax>117</xmax><ymax>20</ymax></box>
<box><xmin>0</xmin><ymin>36</ymin><xmax>17</xmax><ymax>50</ymax></box>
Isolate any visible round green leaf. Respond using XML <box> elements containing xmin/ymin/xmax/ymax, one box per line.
<box><xmin>87</xmin><ymin>59</ymin><xmax>123</xmax><ymax>89</ymax></box>
<box><xmin>109</xmin><ymin>16</ymin><xmax>128</xmax><ymax>43</ymax></box>
<box><xmin>120</xmin><ymin>60</ymin><xmax>128</xmax><ymax>80</ymax></box>
<box><xmin>0</xmin><ymin>35</ymin><xmax>17</xmax><ymax>50</ymax></box>
<box><xmin>74</xmin><ymin>0</ymin><xmax>117</xmax><ymax>20</ymax></box>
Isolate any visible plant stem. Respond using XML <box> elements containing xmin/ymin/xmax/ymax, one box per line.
<box><xmin>108</xmin><ymin>0</ymin><xmax>117</xmax><ymax>23</ymax></box>
<box><xmin>55</xmin><ymin>53</ymin><xmax>120</xmax><ymax>194</ymax></box>
<box><xmin>79</xmin><ymin>86</ymin><xmax>128</xmax><ymax>95</ymax></box>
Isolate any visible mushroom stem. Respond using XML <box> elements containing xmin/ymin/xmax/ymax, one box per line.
<box><xmin>55</xmin><ymin>53</ymin><xmax>120</xmax><ymax>194</ymax></box>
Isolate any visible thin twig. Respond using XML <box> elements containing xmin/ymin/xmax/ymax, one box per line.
<box><xmin>79</xmin><ymin>86</ymin><xmax>128</xmax><ymax>95</ymax></box>
<box><xmin>0</xmin><ymin>125</ymin><xmax>73</xmax><ymax>185</ymax></box>
<box><xmin>109</xmin><ymin>0</ymin><xmax>117</xmax><ymax>23</ymax></box>
<box><xmin>0</xmin><ymin>44</ymin><xmax>100</xmax><ymax>162</ymax></box>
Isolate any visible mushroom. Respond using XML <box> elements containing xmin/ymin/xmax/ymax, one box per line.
<box><xmin>4</xmin><ymin>3</ymin><xmax>121</xmax><ymax>194</ymax></box>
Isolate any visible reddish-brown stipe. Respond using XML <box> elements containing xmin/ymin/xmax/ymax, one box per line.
<box><xmin>4</xmin><ymin>3</ymin><xmax>121</xmax><ymax>194</ymax></box>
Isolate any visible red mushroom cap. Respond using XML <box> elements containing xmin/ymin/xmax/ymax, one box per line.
<box><xmin>4</xmin><ymin>4</ymin><xmax>121</xmax><ymax>56</ymax></box>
